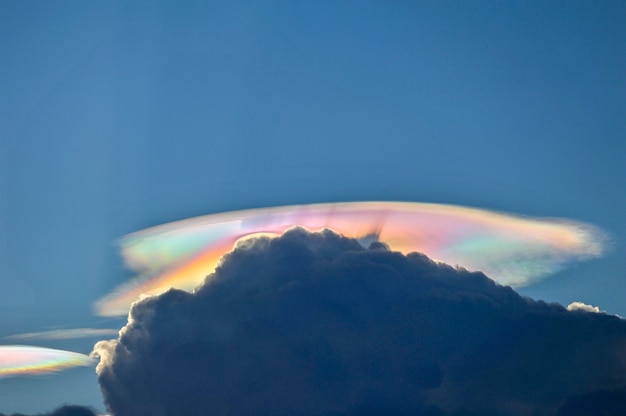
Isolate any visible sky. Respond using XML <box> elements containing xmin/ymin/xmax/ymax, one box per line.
<box><xmin>0</xmin><ymin>1</ymin><xmax>625</xmax><ymax>414</ymax></box>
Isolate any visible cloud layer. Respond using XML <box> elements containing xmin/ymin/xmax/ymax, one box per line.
<box><xmin>0</xmin><ymin>405</ymin><xmax>98</xmax><ymax>416</ymax></box>
<box><xmin>95</xmin><ymin>201</ymin><xmax>607</xmax><ymax>316</ymax></box>
<box><xmin>94</xmin><ymin>229</ymin><xmax>626</xmax><ymax>415</ymax></box>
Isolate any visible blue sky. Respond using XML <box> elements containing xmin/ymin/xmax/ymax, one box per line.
<box><xmin>0</xmin><ymin>1</ymin><xmax>624</xmax><ymax>413</ymax></box>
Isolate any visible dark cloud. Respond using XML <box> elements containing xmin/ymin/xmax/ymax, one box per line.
<box><xmin>0</xmin><ymin>405</ymin><xmax>98</xmax><ymax>416</ymax></box>
<box><xmin>558</xmin><ymin>386</ymin><xmax>626</xmax><ymax>415</ymax></box>
<box><xmin>94</xmin><ymin>228</ymin><xmax>626</xmax><ymax>416</ymax></box>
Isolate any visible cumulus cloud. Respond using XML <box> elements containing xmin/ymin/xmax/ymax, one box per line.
<box><xmin>566</xmin><ymin>301</ymin><xmax>602</xmax><ymax>313</ymax></box>
<box><xmin>93</xmin><ymin>228</ymin><xmax>626</xmax><ymax>416</ymax></box>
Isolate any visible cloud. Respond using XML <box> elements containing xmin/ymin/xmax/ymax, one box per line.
<box><xmin>95</xmin><ymin>201</ymin><xmax>607</xmax><ymax>316</ymax></box>
<box><xmin>3</xmin><ymin>329</ymin><xmax>118</xmax><ymax>342</ymax></box>
<box><xmin>0</xmin><ymin>345</ymin><xmax>94</xmax><ymax>378</ymax></box>
<box><xmin>567</xmin><ymin>301</ymin><xmax>602</xmax><ymax>313</ymax></box>
<box><xmin>92</xmin><ymin>228</ymin><xmax>626</xmax><ymax>415</ymax></box>
<box><xmin>558</xmin><ymin>386</ymin><xmax>626</xmax><ymax>415</ymax></box>
<box><xmin>0</xmin><ymin>405</ymin><xmax>98</xmax><ymax>416</ymax></box>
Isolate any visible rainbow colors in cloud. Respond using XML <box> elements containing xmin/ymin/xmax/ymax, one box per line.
<box><xmin>95</xmin><ymin>202</ymin><xmax>607</xmax><ymax>317</ymax></box>
<box><xmin>0</xmin><ymin>345</ymin><xmax>94</xmax><ymax>378</ymax></box>
<box><xmin>3</xmin><ymin>328</ymin><xmax>119</xmax><ymax>342</ymax></box>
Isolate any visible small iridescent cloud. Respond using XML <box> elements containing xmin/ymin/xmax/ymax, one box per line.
<box><xmin>0</xmin><ymin>345</ymin><xmax>94</xmax><ymax>378</ymax></box>
<box><xmin>3</xmin><ymin>328</ymin><xmax>118</xmax><ymax>342</ymax></box>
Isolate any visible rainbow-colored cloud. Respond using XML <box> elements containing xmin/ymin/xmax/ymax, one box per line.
<box><xmin>0</xmin><ymin>345</ymin><xmax>94</xmax><ymax>378</ymax></box>
<box><xmin>3</xmin><ymin>328</ymin><xmax>118</xmax><ymax>342</ymax></box>
<box><xmin>95</xmin><ymin>202</ymin><xmax>606</xmax><ymax>317</ymax></box>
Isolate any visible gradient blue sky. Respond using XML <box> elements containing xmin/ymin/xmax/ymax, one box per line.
<box><xmin>1</xmin><ymin>1</ymin><xmax>624</xmax><ymax>413</ymax></box>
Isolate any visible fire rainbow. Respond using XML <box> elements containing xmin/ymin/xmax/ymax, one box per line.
<box><xmin>95</xmin><ymin>201</ymin><xmax>607</xmax><ymax>317</ymax></box>
<box><xmin>0</xmin><ymin>345</ymin><xmax>94</xmax><ymax>378</ymax></box>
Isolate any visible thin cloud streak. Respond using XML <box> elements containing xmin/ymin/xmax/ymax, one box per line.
<box><xmin>3</xmin><ymin>328</ymin><xmax>118</xmax><ymax>342</ymax></box>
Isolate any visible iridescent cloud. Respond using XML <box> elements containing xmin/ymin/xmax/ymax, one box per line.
<box><xmin>0</xmin><ymin>345</ymin><xmax>94</xmax><ymax>378</ymax></box>
<box><xmin>3</xmin><ymin>328</ymin><xmax>118</xmax><ymax>342</ymax></box>
<box><xmin>95</xmin><ymin>201</ymin><xmax>606</xmax><ymax>316</ymax></box>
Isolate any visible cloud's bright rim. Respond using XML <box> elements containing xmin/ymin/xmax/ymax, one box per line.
<box><xmin>0</xmin><ymin>345</ymin><xmax>94</xmax><ymax>378</ymax></box>
<box><xmin>95</xmin><ymin>201</ymin><xmax>607</xmax><ymax>317</ymax></box>
<box><xmin>567</xmin><ymin>301</ymin><xmax>602</xmax><ymax>313</ymax></box>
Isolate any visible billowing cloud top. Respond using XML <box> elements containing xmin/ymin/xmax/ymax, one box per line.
<box><xmin>567</xmin><ymin>301</ymin><xmax>602</xmax><ymax>313</ymax></box>
<box><xmin>93</xmin><ymin>229</ymin><xmax>626</xmax><ymax>416</ymax></box>
<box><xmin>95</xmin><ymin>201</ymin><xmax>606</xmax><ymax>316</ymax></box>
<box><xmin>0</xmin><ymin>345</ymin><xmax>94</xmax><ymax>378</ymax></box>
